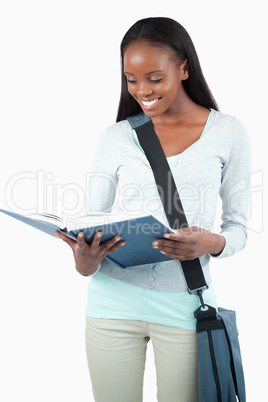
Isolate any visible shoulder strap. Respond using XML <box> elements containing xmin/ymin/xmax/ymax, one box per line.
<box><xmin>127</xmin><ymin>115</ymin><xmax>208</xmax><ymax>295</ymax></box>
<box><xmin>127</xmin><ymin>112</ymin><xmax>150</xmax><ymax>128</ymax></box>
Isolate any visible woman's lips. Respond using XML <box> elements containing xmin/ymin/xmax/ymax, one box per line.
<box><xmin>140</xmin><ymin>98</ymin><xmax>161</xmax><ymax>109</ymax></box>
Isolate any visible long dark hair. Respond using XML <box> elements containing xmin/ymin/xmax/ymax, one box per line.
<box><xmin>116</xmin><ymin>17</ymin><xmax>219</xmax><ymax>122</ymax></box>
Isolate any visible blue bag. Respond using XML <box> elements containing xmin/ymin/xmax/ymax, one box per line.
<box><xmin>195</xmin><ymin>305</ymin><xmax>246</xmax><ymax>402</ymax></box>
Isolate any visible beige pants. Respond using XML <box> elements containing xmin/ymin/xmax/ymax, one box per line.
<box><xmin>85</xmin><ymin>317</ymin><xmax>198</xmax><ymax>402</ymax></box>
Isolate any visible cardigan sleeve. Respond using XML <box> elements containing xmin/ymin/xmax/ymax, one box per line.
<box><xmin>87</xmin><ymin>128</ymin><xmax>118</xmax><ymax>213</ymax></box>
<box><xmin>212</xmin><ymin>119</ymin><xmax>252</xmax><ymax>259</ymax></box>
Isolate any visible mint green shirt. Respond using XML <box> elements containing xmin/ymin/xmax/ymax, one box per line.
<box><xmin>86</xmin><ymin>271</ymin><xmax>217</xmax><ymax>330</ymax></box>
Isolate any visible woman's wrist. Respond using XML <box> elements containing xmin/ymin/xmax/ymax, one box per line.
<box><xmin>75</xmin><ymin>261</ymin><xmax>99</xmax><ymax>276</ymax></box>
<box><xmin>209</xmin><ymin>233</ymin><xmax>226</xmax><ymax>257</ymax></box>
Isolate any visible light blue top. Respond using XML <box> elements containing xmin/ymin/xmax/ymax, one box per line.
<box><xmin>86</xmin><ymin>272</ymin><xmax>217</xmax><ymax>330</ymax></box>
<box><xmin>86</xmin><ymin>109</ymin><xmax>251</xmax><ymax>328</ymax></box>
<box><xmin>87</xmin><ymin>115</ymin><xmax>218</xmax><ymax>330</ymax></box>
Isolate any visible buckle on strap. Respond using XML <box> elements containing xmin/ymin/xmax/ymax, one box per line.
<box><xmin>187</xmin><ymin>286</ymin><xmax>209</xmax><ymax>308</ymax></box>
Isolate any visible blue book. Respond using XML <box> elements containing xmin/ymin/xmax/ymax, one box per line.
<box><xmin>0</xmin><ymin>209</ymin><xmax>175</xmax><ymax>268</ymax></box>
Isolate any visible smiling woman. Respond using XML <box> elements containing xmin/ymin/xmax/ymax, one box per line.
<box><xmin>56</xmin><ymin>16</ymin><xmax>251</xmax><ymax>402</ymax></box>
<box><xmin>117</xmin><ymin>17</ymin><xmax>218</xmax><ymax>122</ymax></box>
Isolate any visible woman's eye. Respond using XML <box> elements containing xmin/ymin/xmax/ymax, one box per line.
<box><xmin>126</xmin><ymin>79</ymin><xmax>137</xmax><ymax>84</ymax></box>
<box><xmin>150</xmin><ymin>78</ymin><xmax>163</xmax><ymax>83</ymax></box>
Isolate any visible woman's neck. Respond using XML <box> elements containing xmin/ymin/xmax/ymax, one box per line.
<box><xmin>150</xmin><ymin>87</ymin><xmax>206</xmax><ymax>128</ymax></box>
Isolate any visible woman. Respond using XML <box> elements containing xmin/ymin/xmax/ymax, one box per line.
<box><xmin>56</xmin><ymin>17</ymin><xmax>251</xmax><ymax>402</ymax></box>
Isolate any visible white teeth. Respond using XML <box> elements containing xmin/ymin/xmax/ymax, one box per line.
<box><xmin>141</xmin><ymin>98</ymin><xmax>159</xmax><ymax>106</ymax></box>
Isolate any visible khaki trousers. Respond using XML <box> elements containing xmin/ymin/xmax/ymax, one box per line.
<box><xmin>85</xmin><ymin>317</ymin><xmax>198</xmax><ymax>402</ymax></box>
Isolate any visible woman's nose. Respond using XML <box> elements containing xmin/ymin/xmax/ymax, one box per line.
<box><xmin>136</xmin><ymin>83</ymin><xmax>153</xmax><ymax>97</ymax></box>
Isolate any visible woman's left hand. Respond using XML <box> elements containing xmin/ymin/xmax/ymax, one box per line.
<box><xmin>152</xmin><ymin>226</ymin><xmax>226</xmax><ymax>260</ymax></box>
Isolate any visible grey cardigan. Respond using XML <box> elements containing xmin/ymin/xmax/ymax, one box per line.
<box><xmin>87</xmin><ymin>109</ymin><xmax>251</xmax><ymax>292</ymax></box>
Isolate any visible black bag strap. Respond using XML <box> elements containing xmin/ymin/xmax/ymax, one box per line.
<box><xmin>127</xmin><ymin>114</ymin><xmax>208</xmax><ymax>297</ymax></box>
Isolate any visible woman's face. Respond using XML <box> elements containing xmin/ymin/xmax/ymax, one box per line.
<box><xmin>123</xmin><ymin>42</ymin><xmax>189</xmax><ymax>118</ymax></box>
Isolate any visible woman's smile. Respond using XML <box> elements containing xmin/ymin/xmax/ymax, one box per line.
<box><xmin>140</xmin><ymin>97</ymin><xmax>162</xmax><ymax>109</ymax></box>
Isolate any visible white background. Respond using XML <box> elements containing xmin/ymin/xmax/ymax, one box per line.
<box><xmin>0</xmin><ymin>1</ymin><xmax>267</xmax><ymax>401</ymax></box>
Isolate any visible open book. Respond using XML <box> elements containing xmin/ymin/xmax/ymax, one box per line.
<box><xmin>0</xmin><ymin>209</ymin><xmax>175</xmax><ymax>268</ymax></box>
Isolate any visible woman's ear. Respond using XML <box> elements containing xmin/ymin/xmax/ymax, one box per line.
<box><xmin>182</xmin><ymin>59</ymin><xmax>189</xmax><ymax>80</ymax></box>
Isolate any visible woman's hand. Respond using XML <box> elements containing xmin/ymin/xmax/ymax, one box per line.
<box><xmin>152</xmin><ymin>226</ymin><xmax>226</xmax><ymax>260</ymax></box>
<box><xmin>55</xmin><ymin>231</ymin><xmax>125</xmax><ymax>276</ymax></box>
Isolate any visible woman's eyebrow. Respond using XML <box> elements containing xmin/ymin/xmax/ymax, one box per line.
<box><xmin>145</xmin><ymin>70</ymin><xmax>164</xmax><ymax>75</ymax></box>
<box><xmin>124</xmin><ymin>70</ymin><xmax>164</xmax><ymax>75</ymax></box>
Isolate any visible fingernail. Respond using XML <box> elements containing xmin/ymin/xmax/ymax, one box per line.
<box><xmin>164</xmin><ymin>234</ymin><xmax>170</xmax><ymax>238</ymax></box>
<box><xmin>115</xmin><ymin>236</ymin><xmax>121</xmax><ymax>241</ymax></box>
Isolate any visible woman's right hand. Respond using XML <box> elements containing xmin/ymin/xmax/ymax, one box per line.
<box><xmin>55</xmin><ymin>231</ymin><xmax>125</xmax><ymax>276</ymax></box>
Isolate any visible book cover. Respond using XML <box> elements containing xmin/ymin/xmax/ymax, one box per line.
<box><xmin>0</xmin><ymin>209</ymin><xmax>175</xmax><ymax>268</ymax></box>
